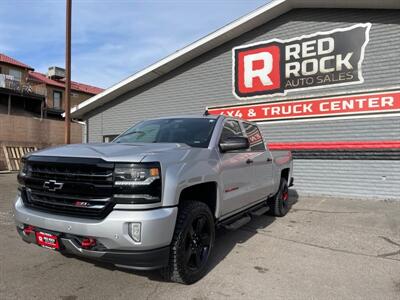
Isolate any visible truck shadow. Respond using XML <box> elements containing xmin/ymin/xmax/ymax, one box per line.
<box><xmin>71</xmin><ymin>189</ymin><xmax>299</xmax><ymax>283</ymax></box>
<box><xmin>208</xmin><ymin>189</ymin><xmax>299</xmax><ymax>273</ymax></box>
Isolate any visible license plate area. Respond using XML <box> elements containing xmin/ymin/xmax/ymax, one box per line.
<box><xmin>35</xmin><ymin>231</ymin><xmax>60</xmax><ymax>250</ymax></box>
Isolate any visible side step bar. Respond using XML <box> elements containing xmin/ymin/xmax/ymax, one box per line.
<box><xmin>250</xmin><ymin>206</ymin><xmax>269</xmax><ymax>217</ymax></box>
<box><xmin>218</xmin><ymin>202</ymin><xmax>270</xmax><ymax>230</ymax></box>
<box><xmin>223</xmin><ymin>215</ymin><xmax>251</xmax><ymax>230</ymax></box>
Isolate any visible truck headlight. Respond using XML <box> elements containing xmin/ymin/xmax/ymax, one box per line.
<box><xmin>114</xmin><ymin>164</ymin><xmax>160</xmax><ymax>185</ymax></box>
<box><xmin>19</xmin><ymin>158</ymin><xmax>27</xmax><ymax>176</ymax></box>
<box><xmin>113</xmin><ymin>163</ymin><xmax>162</xmax><ymax>204</ymax></box>
<box><xmin>17</xmin><ymin>158</ymin><xmax>29</xmax><ymax>186</ymax></box>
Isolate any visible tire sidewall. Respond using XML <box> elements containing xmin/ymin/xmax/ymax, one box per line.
<box><xmin>274</xmin><ymin>178</ymin><xmax>289</xmax><ymax>217</ymax></box>
<box><xmin>173</xmin><ymin>202</ymin><xmax>215</xmax><ymax>283</ymax></box>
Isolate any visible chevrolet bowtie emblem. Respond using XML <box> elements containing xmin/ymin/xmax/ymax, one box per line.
<box><xmin>43</xmin><ymin>180</ymin><xmax>64</xmax><ymax>192</ymax></box>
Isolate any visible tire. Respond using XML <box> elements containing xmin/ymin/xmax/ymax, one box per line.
<box><xmin>269</xmin><ymin>177</ymin><xmax>290</xmax><ymax>217</ymax></box>
<box><xmin>161</xmin><ymin>200</ymin><xmax>215</xmax><ymax>284</ymax></box>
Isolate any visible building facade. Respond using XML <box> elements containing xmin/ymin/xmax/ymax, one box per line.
<box><xmin>0</xmin><ymin>54</ymin><xmax>45</xmax><ymax>117</ymax></box>
<box><xmin>71</xmin><ymin>0</ymin><xmax>400</xmax><ymax>200</ymax></box>
<box><xmin>0</xmin><ymin>53</ymin><xmax>103</xmax><ymax>170</ymax></box>
<box><xmin>28</xmin><ymin>70</ymin><xmax>103</xmax><ymax>118</ymax></box>
<box><xmin>0</xmin><ymin>53</ymin><xmax>103</xmax><ymax>119</ymax></box>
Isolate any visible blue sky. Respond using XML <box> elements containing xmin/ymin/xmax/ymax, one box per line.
<box><xmin>0</xmin><ymin>0</ymin><xmax>268</xmax><ymax>88</ymax></box>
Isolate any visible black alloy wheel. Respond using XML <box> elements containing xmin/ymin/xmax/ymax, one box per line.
<box><xmin>161</xmin><ymin>200</ymin><xmax>215</xmax><ymax>284</ymax></box>
<box><xmin>184</xmin><ymin>214</ymin><xmax>212</xmax><ymax>271</ymax></box>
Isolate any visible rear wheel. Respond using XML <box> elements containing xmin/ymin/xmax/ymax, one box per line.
<box><xmin>269</xmin><ymin>177</ymin><xmax>290</xmax><ymax>217</ymax></box>
<box><xmin>161</xmin><ymin>200</ymin><xmax>215</xmax><ymax>284</ymax></box>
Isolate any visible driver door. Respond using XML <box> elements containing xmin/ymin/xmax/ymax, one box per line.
<box><xmin>218</xmin><ymin>119</ymin><xmax>257</xmax><ymax>216</ymax></box>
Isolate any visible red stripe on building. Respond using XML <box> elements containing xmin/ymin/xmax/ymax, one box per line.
<box><xmin>268</xmin><ymin>141</ymin><xmax>400</xmax><ymax>150</ymax></box>
<box><xmin>208</xmin><ymin>91</ymin><xmax>400</xmax><ymax>122</ymax></box>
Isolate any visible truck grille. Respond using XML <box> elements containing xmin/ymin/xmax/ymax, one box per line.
<box><xmin>30</xmin><ymin>164</ymin><xmax>113</xmax><ymax>185</ymax></box>
<box><xmin>21</xmin><ymin>157</ymin><xmax>115</xmax><ymax>219</ymax></box>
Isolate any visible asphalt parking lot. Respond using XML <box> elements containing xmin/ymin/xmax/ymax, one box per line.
<box><xmin>0</xmin><ymin>173</ymin><xmax>399</xmax><ymax>299</ymax></box>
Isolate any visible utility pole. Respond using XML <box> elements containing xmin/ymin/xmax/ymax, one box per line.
<box><xmin>64</xmin><ymin>0</ymin><xmax>72</xmax><ymax>144</ymax></box>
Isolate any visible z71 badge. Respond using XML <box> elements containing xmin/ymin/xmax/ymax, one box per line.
<box><xmin>233</xmin><ymin>23</ymin><xmax>371</xmax><ymax>99</ymax></box>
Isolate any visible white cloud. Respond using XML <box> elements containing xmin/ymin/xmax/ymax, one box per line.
<box><xmin>0</xmin><ymin>0</ymin><xmax>268</xmax><ymax>88</ymax></box>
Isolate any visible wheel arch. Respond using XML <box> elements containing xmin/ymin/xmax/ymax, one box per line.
<box><xmin>178</xmin><ymin>182</ymin><xmax>218</xmax><ymax>218</ymax></box>
<box><xmin>281</xmin><ymin>168</ymin><xmax>290</xmax><ymax>182</ymax></box>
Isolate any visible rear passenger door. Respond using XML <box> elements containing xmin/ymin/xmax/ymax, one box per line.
<box><xmin>242</xmin><ymin>122</ymin><xmax>274</xmax><ymax>200</ymax></box>
<box><xmin>219</xmin><ymin>119</ymin><xmax>257</xmax><ymax>216</ymax></box>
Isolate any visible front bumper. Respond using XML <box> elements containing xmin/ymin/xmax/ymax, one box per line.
<box><xmin>17</xmin><ymin>227</ymin><xmax>170</xmax><ymax>270</ymax></box>
<box><xmin>14</xmin><ymin>197</ymin><xmax>177</xmax><ymax>269</ymax></box>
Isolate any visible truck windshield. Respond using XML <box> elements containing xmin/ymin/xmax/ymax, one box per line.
<box><xmin>113</xmin><ymin>118</ymin><xmax>217</xmax><ymax>148</ymax></box>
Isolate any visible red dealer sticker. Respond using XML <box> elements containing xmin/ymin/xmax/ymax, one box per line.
<box><xmin>208</xmin><ymin>91</ymin><xmax>400</xmax><ymax>122</ymax></box>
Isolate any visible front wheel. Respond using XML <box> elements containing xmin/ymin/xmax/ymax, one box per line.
<box><xmin>269</xmin><ymin>177</ymin><xmax>290</xmax><ymax>217</ymax></box>
<box><xmin>161</xmin><ymin>200</ymin><xmax>215</xmax><ymax>284</ymax></box>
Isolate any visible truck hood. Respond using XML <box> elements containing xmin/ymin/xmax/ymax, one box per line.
<box><xmin>29</xmin><ymin>143</ymin><xmax>192</xmax><ymax>162</ymax></box>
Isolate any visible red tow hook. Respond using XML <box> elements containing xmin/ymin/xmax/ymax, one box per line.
<box><xmin>81</xmin><ymin>238</ymin><xmax>96</xmax><ymax>249</ymax></box>
<box><xmin>23</xmin><ymin>225</ymin><xmax>35</xmax><ymax>235</ymax></box>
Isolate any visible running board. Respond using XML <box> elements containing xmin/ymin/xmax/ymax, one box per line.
<box><xmin>218</xmin><ymin>201</ymin><xmax>271</xmax><ymax>230</ymax></box>
<box><xmin>223</xmin><ymin>215</ymin><xmax>251</xmax><ymax>230</ymax></box>
<box><xmin>250</xmin><ymin>206</ymin><xmax>269</xmax><ymax>217</ymax></box>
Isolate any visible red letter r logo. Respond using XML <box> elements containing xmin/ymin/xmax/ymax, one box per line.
<box><xmin>234</xmin><ymin>42</ymin><xmax>283</xmax><ymax>99</ymax></box>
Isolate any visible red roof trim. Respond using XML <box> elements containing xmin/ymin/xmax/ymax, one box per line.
<box><xmin>0</xmin><ymin>53</ymin><xmax>34</xmax><ymax>70</ymax></box>
<box><xmin>28</xmin><ymin>71</ymin><xmax>64</xmax><ymax>88</ymax></box>
<box><xmin>28</xmin><ymin>71</ymin><xmax>104</xmax><ymax>95</ymax></box>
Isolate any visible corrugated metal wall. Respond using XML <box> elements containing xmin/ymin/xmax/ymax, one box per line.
<box><xmin>85</xmin><ymin>8</ymin><xmax>400</xmax><ymax>199</ymax></box>
<box><xmin>294</xmin><ymin>160</ymin><xmax>400</xmax><ymax>199</ymax></box>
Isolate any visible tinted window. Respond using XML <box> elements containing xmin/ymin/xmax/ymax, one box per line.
<box><xmin>243</xmin><ymin>122</ymin><xmax>265</xmax><ymax>151</ymax></box>
<box><xmin>103</xmin><ymin>135</ymin><xmax>119</xmax><ymax>143</ymax></box>
<box><xmin>114</xmin><ymin>118</ymin><xmax>217</xmax><ymax>148</ymax></box>
<box><xmin>220</xmin><ymin>120</ymin><xmax>244</xmax><ymax>141</ymax></box>
<box><xmin>53</xmin><ymin>91</ymin><xmax>62</xmax><ymax>109</ymax></box>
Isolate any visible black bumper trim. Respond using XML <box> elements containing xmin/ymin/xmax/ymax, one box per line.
<box><xmin>16</xmin><ymin>227</ymin><xmax>170</xmax><ymax>270</ymax></box>
<box><xmin>100</xmin><ymin>246</ymin><xmax>170</xmax><ymax>270</ymax></box>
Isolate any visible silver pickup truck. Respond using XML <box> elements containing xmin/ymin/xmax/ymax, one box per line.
<box><xmin>15</xmin><ymin>115</ymin><xmax>293</xmax><ymax>284</ymax></box>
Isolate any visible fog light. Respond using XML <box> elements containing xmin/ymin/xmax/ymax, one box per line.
<box><xmin>128</xmin><ymin>222</ymin><xmax>141</xmax><ymax>243</ymax></box>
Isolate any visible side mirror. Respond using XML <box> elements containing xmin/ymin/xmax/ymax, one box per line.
<box><xmin>219</xmin><ymin>137</ymin><xmax>250</xmax><ymax>152</ymax></box>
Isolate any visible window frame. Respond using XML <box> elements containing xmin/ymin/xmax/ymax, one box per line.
<box><xmin>103</xmin><ymin>135</ymin><xmax>119</xmax><ymax>143</ymax></box>
<box><xmin>53</xmin><ymin>90</ymin><xmax>63</xmax><ymax>109</ymax></box>
<box><xmin>218</xmin><ymin>119</ymin><xmax>250</xmax><ymax>153</ymax></box>
<box><xmin>219</xmin><ymin>119</ymin><xmax>244</xmax><ymax>142</ymax></box>
<box><xmin>242</xmin><ymin>122</ymin><xmax>266</xmax><ymax>152</ymax></box>
<box><xmin>9</xmin><ymin>68</ymin><xmax>22</xmax><ymax>81</ymax></box>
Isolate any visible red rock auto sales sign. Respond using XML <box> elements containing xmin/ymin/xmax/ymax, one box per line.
<box><xmin>233</xmin><ymin>23</ymin><xmax>371</xmax><ymax>99</ymax></box>
<box><xmin>208</xmin><ymin>91</ymin><xmax>400</xmax><ymax>122</ymax></box>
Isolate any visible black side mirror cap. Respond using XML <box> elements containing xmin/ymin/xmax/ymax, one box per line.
<box><xmin>219</xmin><ymin>137</ymin><xmax>250</xmax><ymax>152</ymax></box>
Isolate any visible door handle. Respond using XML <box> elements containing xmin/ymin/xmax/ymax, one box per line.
<box><xmin>246</xmin><ymin>159</ymin><xmax>254</xmax><ymax>164</ymax></box>
<box><xmin>266</xmin><ymin>158</ymin><xmax>272</xmax><ymax>163</ymax></box>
